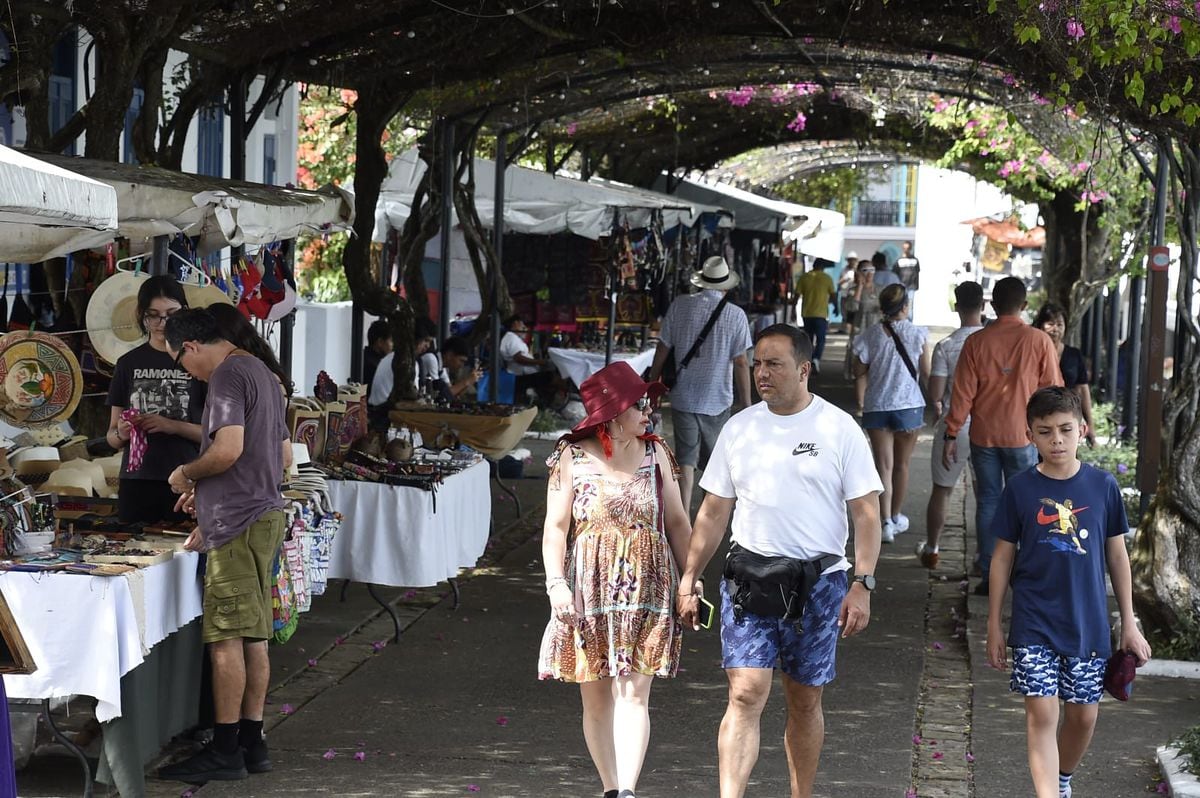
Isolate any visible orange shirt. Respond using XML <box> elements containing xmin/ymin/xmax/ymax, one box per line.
<box><xmin>944</xmin><ymin>316</ymin><xmax>1063</xmax><ymax>447</ymax></box>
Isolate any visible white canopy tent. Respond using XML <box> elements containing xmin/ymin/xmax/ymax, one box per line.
<box><xmin>0</xmin><ymin>145</ymin><xmax>118</xmax><ymax>262</ymax></box>
<box><xmin>650</xmin><ymin>175</ymin><xmax>846</xmax><ymax>261</ymax></box>
<box><xmin>372</xmin><ymin>149</ymin><xmax>723</xmax><ymax>243</ymax></box>
<box><xmin>9</xmin><ymin>152</ymin><xmax>354</xmax><ymax>262</ymax></box>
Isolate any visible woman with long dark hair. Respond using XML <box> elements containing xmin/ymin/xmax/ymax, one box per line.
<box><xmin>1033</xmin><ymin>303</ymin><xmax>1097</xmax><ymax>447</ymax></box>
<box><xmin>106</xmin><ymin>275</ymin><xmax>205</xmax><ymax>523</ymax></box>
<box><xmin>206</xmin><ymin>303</ymin><xmax>294</xmax><ymax>397</ymax></box>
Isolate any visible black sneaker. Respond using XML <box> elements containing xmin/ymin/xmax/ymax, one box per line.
<box><xmin>158</xmin><ymin>744</ymin><xmax>247</xmax><ymax>784</ymax></box>
<box><xmin>243</xmin><ymin>737</ymin><xmax>272</xmax><ymax>773</ymax></box>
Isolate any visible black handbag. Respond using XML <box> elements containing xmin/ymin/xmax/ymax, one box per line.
<box><xmin>723</xmin><ymin>543</ymin><xmax>842</xmax><ymax>626</ymax></box>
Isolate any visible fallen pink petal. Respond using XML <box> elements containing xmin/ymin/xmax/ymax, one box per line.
<box><xmin>322</xmin><ymin>748</ymin><xmax>337</xmax><ymax>760</ymax></box>
<box><xmin>496</xmin><ymin>716</ymin><xmax>509</xmax><ymax>726</ymax></box>
<box><xmin>912</xmin><ymin>734</ymin><xmax>922</xmax><ymax>745</ymax></box>
<box><xmin>353</xmin><ymin>751</ymin><xmax>366</xmax><ymax>762</ymax></box>
<box><xmin>307</xmin><ymin>658</ymin><xmax>319</xmax><ymax>667</ymax></box>
<box><xmin>965</xmin><ymin>752</ymin><xmax>976</xmax><ymax>762</ymax></box>
<box><xmin>404</xmin><ymin>589</ymin><xmax>418</xmax><ymax>599</ymax></box>
<box><xmin>279</xmin><ymin>704</ymin><xmax>295</xmax><ymax>716</ymax></box>
<box><xmin>372</xmin><ymin>640</ymin><xmax>387</xmax><ymax>652</ymax></box>
<box><xmin>334</xmin><ymin>636</ymin><xmax>346</xmax><ymax>646</ymax></box>
<box><xmin>932</xmin><ymin>642</ymin><xmax>945</xmax><ymax>650</ymax></box>
<box><xmin>932</xmin><ymin>751</ymin><xmax>944</xmax><ymax>760</ymax></box>
<box><xmin>905</xmin><ymin>790</ymin><xmax>918</xmax><ymax>798</ymax></box>
<box><xmin>181</xmin><ymin>789</ymin><xmax>198</xmax><ymax>798</ymax></box>
<box><xmin>467</xmin><ymin>786</ymin><xmax>481</xmax><ymax>793</ymax></box>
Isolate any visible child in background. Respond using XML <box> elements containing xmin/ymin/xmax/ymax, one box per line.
<box><xmin>987</xmin><ymin>387</ymin><xmax>1151</xmax><ymax>798</ymax></box>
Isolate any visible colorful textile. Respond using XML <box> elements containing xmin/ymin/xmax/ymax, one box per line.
<box><xmin>121</xmin><ymin>408</ymin><xmax>147</xmax><ymax>472</ymax></box>
<box><xmin>537</xmin><ymin>441</ymin><xmax>682</xmax><ymax>682</ymax></box>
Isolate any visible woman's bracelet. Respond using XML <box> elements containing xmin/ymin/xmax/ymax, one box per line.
<box><xmin>545</xmin><ymin>576</ymin><xmax>568</xmax><ymax>595</ymax></box>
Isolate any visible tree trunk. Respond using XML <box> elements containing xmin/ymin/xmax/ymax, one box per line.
<box><xmin>1040</xmin><ymin>189</ymin><xmax>1110</xmax><ymax>342</ymax></box>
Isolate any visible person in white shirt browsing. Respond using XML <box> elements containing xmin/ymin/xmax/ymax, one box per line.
<box><xmin>501</xmin><ymin>314</ymin><xmax>549</xmax><ymax>404</ymax></box>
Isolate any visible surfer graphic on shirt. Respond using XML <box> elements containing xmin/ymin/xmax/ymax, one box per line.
<box><xmin>1038</xmin><ymin>497</ymin><xmax>1087</xmax><ymax>555</ymax></box>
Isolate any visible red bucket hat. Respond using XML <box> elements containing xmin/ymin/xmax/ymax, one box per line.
<box><xmin>573</xmin><ymin>361</ymin><xmax>667</xmax><ymax>432</ymax></box>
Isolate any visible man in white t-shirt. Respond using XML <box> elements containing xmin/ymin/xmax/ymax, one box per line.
<box><xmin>677</xmin><ymin>324</ymin><xmax>883</xmax><ymax>798</ymax></box>
<box><xmin>500</xmin><ymin>314</ymin><xmax>548</xmax><ymax>402</ymax></box>
<box><xmin>918</xmin><ymin>281</ymin><xmax>985</xmax><ymax>569</ymax></box>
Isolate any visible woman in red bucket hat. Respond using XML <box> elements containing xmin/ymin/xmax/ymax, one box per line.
<box><xmin>537</xmin><ymin>361</ymin><xmax>693</xmax><ymax>798</ymax></box>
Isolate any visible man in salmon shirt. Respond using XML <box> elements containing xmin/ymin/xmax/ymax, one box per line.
<box><xmin>941</xmin><ymin>277</ymin><xmax>1063</xmax><ymax>596</ymax></box>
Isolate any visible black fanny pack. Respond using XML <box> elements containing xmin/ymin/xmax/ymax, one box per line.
<box><xmin>723</xmin><ymin>543</ymin><xmax>842</xmax><ymax>625</ymax></box>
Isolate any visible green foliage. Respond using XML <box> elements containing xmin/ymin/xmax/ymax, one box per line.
<box><xmin>294</xmin><ymin>84</ymin><xmax>422</xmax><ymax>302</ymax></box>
<box><xmin>997</xmin><ymin>1</ymin><xmax>1200</xmax><ymax>127</ymax></box>
<box><xmin>1078</xmin><ymin>402</ymin><xmax>1141</xmax><ymax>522</ymax></box>
<box><xmin>1173</xmin><ymin>724</ymin><xmax>1200</xmax><ymax>775</ymax></box>
<box><xmin>774</xmin><ymin>167</ymin><xmax>865</xmax><ymax>218</ymax></box>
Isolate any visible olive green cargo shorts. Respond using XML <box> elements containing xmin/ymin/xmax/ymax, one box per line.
<box><xmin>202</xmin><ymin>510</ymin><xmax>286</xmax><ymax>643</ymax></box>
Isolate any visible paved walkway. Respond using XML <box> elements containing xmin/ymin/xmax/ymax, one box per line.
<box><xmin>19</xmin><ymin>332</ymin><xmax>1198</xmax><ymax>796</ymax></box>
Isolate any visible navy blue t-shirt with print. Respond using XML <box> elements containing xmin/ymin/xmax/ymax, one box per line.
<box><xmin>992</xmin><ymin>463</ymin><xmax>1128</xmax><ymax>659</ymax></box>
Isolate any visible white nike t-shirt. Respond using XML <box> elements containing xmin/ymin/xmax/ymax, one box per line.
<box><xmin>700</xmin><ymin>396</ymin><xmax>883</xmax><ymax>571</ymax></box>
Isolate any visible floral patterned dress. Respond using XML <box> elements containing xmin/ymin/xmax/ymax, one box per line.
<box><xmin>537</xmin><ymin>439</ymin><xmax>683</xmax><ymax>682</ymax></box>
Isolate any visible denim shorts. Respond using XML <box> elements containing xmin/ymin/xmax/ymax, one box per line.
<box><xmin>719</xmin><ymin>570</ymin><xmax>848</xmax><ymax>686</ymax></box>
<box><xmin>861</xmin><ymin>406</ymin><xmax>924</xmax><ymax>432</ymax></box>
<box><xmin>1010</xmin><ymin>644</ymin><xmax>1106</xmax><ymax>703</ymax></box>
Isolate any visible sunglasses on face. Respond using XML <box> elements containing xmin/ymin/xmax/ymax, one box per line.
<box><xmin>633</xmin><ymin>396</ymin><xmax>651</xmax><ymax>412</ymax></box>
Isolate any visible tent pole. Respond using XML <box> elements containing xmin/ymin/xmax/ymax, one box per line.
<box><xmin>438</xmin><ymin>118</ymin><xmax>455</xmax><ymax>342</ymax></box>
<box><xmin>1105</xmin><ymin>284</ymin><xmax>1120</xmax><ymax>404</ymax></box>
<box><xmin>605</xmin><ymin>214</ymin><xmax>620</xmax><ymax>365</ymax></box>
<box><xmin>489</xmin><ymin>132</ymin><xmax>505</xmax><ymax>403</ymax></box>
<box><xmin>279</xmin><ymin>239</ymin><xmax>296</xmax><ymax>384</ymax></box>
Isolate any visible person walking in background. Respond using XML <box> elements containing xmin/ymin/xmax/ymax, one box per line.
<box><xmin>649</xmin><ymin>256</ymin><xmax>752</xmax><ymax>512</ymax></box>
<box><xmin>917</xmin><ymin>282</ymin><xmax>985</xmax><ymax>568</ymax></box>
<box><xmin>870</xmin><ymin>251</ymin><xmax>900</xmax><ymax>289</ymax></box>
<box><xmin>106</xmin><ymin>275</ymin><xmax>205</xmax><ymax>524</ymax></box>
<box><xmin>538</xmin><ymin>362</ymin><xmax>692</xmax><ymax>798</ymax></box>
<box><xmin>852</xmin><ymin>285</ymin><xmax>930</xmax><ymax>544</ymax></box>
<box><xmin>844</xmin><ymin>261</ymin><xmax>881</xmax><ymax>389</ymax></box>
<box><xmin>159</xmin><ymin>308</ymin><xmax>291</xmax><ymax>784</ymax></box>
<box><xmin>836</xmin><ymin>253</ymin><xmax>860</xmax><ymax>336</ymax></box>
<box><xmin>794</xmin><ymin>257</ymin><xmax>837</xmax><ymax>373</ymax></box>
<box><xmin>986</xmin><ymin>387</ymin><xmax>1150</xmax><ymax>798</ymax></box>
<box><xmin>1033</xmin><ymin>304</ymin><xmax>1097</xmax><ymax>447</ymax></box>
<box><xmin>894</xmin><ymin>241</ymin><xmax>921</xmax><ymax>321</ymax></box>
<box><xmin>361</xmin><ymin>319</ymin><xmax>393</xmax><ymax>389</ymax></box>
<box><xmin>943</xmin><ymin>276</ymin><xmax>1063</xmax><ymax>595</ymax></box>
<box><xmin>678</xmin><ymin>324</ymin><xmax>882</xmax><ymax>798</ymax></box>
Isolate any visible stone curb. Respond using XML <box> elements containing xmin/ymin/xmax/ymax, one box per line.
<box><xmin>1158</xmin><ymin>745</ymin><xmax>1200</xmax><ymax>797</ymax></box>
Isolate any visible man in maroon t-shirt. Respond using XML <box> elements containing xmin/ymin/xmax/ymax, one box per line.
<box><xmin>158</xmin><ymin>308</ymin><xmax>291</xmax><ymax>784</ymax></box>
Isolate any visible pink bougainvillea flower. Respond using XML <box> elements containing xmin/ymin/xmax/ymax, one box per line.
<box><xmin>905</xmin><ymin>789</ymin><xmax>918</xmax><ymax>798</ymax></box>
<box><xmin>323</xmin><ymin>748</ymin><xmax>337</xmax><ymax>760</ymax></box>
<box><xmin>912</xmin><ymin>734</ymin><xmax>923</xmax><ymax>745</ymax></box>
<box><xmin>307</xmin><ymin>658</ymin><xmax>319</xmax><ymax>667</ymax></box>
<box><xmin>1003</xmin><ymin>73</ymin><xmax>1017</xmax><ymax>87</ymax></box>
<box><xmin>403</xmin><ymin>589</ymin><xmax>418</xmax><ymax>599</ymax></box>
<box><xmin>786</xmin><ymin>111</ymin><xmax>807</xmax><ymax>133</ymax></box>
<box><xmin>1158</xmin><ymin>781</ymin><xmax>1170</xmax><ymax>794</ymax></box>
<box><xmin>965</xmin><ymin>752</ymin><xmax>976</xmax><ymax>762</ymax></box>
<box><xmin>932</xmin><ymin>751</ymin><xmax>945</xmax><ymax>760</ymax></box>
<box><xmin>467</xmin><ymin>786</ymin><xmax>481</xmax><ymax>793</ymax></box>
<box><xmin>1065</xmin><ymin>19</ymin><xmax>1085</xmax><ymax>40</ymax></box>
<box><xmin>566</xmin><ymin>122</ymin><xmax>578</xmax><ymax>136</ymax></box>
<box><xmin>372</xmin><ymin>640</ymin><xmax>387</xmax><ymax>652</ymax></box>
<box><xmin>932</xmin><ymin>641</ymin><xmax>945</xmax><ymax>651</ymax></box>
<box><xmin>279</xmin><ymin>704</ymin><xmax>296</xmax><ymax>715</ymax></box>
<box><xmin>496</xmin><ymin>716</ymin><xmax>510</xmax><ymax>727</ymax></box>
<box><xmin>1166</xmin><ymin>16</ymin><xmax>1183</xmax><ymax>34</ymax></box>
<box><xmin>353</xmin><ymin>751</ymin><xmax>366</xmax><ymax>762</ymax></box>
<box><xmin>334</xmin><ymin>635</ymin><xmax>346</xmax><ymax>646</ymax></box>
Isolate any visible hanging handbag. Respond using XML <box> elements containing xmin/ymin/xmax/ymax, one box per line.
<box><xmin>662</xmin><ymin>294</ymin><xmax>730</xmax><ymax>388</ymax></box>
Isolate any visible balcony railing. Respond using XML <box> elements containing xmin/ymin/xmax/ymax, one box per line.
<box><xmin>852</xmin><ymin>199</ymin><xmax>916</xmax><ymax>227</ymax></box>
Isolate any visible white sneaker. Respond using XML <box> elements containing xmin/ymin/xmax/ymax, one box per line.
<box><xmin>892</xmin><ymin>513</ymin><xmax>910</xmax><ymax>533</ymax></box>
<box><xmin>881</xmin><ymin>520</ymin><xmax>896</xmax><ymax>544</ymax></box>
<box><xmin>1060</xmin><ymin>785</ymin><xmax>1072</xmax><ymax>798</ymax></box>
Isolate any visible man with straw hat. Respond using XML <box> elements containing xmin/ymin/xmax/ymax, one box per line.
<box><xmin>649</xmin><ymin>256</ymin><xmax>752</xmax><ymax>513</ymax></box>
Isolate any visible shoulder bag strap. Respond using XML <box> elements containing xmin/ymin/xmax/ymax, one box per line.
<box><xmin>882</xmin><ymin>320</ymin><xmax>920</xmax><ymax>383</ymax></box>
<box><xmin>678</xmin><ymin>294</ymin><xmax>732</xmax><ymax>371</ymax></box>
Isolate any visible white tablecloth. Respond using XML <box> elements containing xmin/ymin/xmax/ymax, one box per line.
<box><xmin>548</xmin><ymin>347</ymin><xmax>657</xmax><ymax>386</ymax></box>
<box><xmin>1</xmin><ymin>551</ymin><xmax>203</xmax><ymax>722</ymax></box>
<box><xmin>326</xmin><ymin>460</ymin><xmax>491</xmax><ymax>588</ymax></box>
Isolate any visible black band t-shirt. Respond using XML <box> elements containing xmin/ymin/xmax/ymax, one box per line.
<box><xmin>106</xmin><ymin>343</ymin><xmax>207</xmax><ymax>480</ymax></box>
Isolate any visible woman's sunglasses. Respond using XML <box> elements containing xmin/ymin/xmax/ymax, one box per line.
<box><xmin>633</xmin><ymin>396</ymin><xmax>651</xmax><ymax>412</ymax></box>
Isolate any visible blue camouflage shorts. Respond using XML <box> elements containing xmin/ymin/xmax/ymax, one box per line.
<box><xmin>1010</xmin><ymin>644</ymin><xmax>1106</xmax><ymax>704</ymax></box>
<box><xmin>719</xmin><ymin>569</ymin><xmax>848</xmax><ymax>686</ymax></box>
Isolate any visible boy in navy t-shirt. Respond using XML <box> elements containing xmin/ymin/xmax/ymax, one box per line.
<box><xmin>986</xmin><ymin>387</ymin><xmax>1151</xmax><ymax>798</ymax></box>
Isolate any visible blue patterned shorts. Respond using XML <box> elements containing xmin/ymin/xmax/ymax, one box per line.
<box><xmin>719</xmin><ymin>569</ymin><xmax>848</xmax><ymax>686</ymax></box>
<box><xmin>1010</xmin><ymin>645</ymin><xmax>1106</xmax><ymax>703</ymax></box>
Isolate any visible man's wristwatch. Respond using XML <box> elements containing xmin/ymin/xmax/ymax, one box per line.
<box><xmin>944</xmin><ymin>435</ymin><xmax>956</xmax><ymax>441</ymax></box>
<box><xmin>853</xmin><ymin>574</ymin><xmax>877</xmax><ymax>591</ymax></box>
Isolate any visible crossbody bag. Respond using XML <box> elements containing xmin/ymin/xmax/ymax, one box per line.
<box><xmin>882</xmin><ymin>320</ymin><xmax>924</xmax><ymax>393</ymax></box>
<box><xmin>723</xmin><ymin>543</ymin><xmax>843</xmax><ymax>630</ymax></box>
<box><xmin>662</xmin><ymin>295</ymin><xmax>730</xmax><ymax>388</ymax></box>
